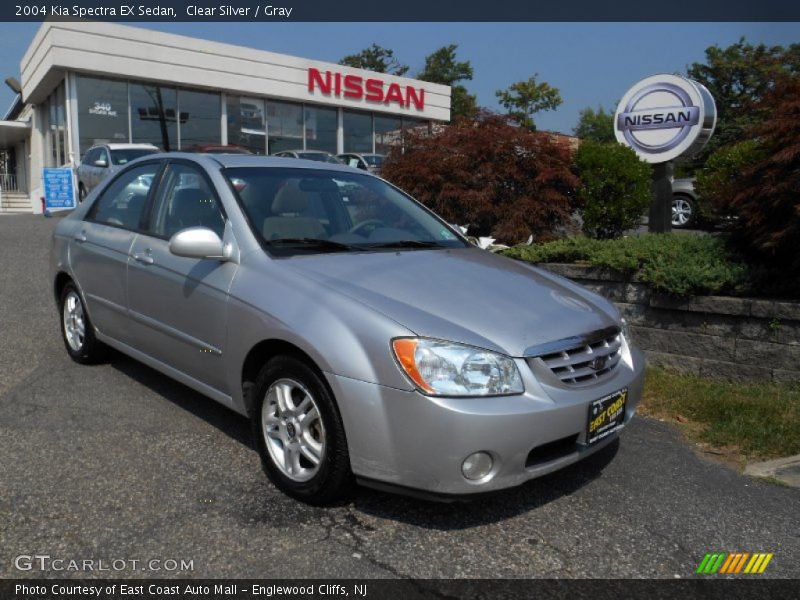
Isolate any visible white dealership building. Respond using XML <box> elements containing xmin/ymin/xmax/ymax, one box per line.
<box><xmin>0</xmin><ymin>21</ymin><xmax>450</xmax><ymax>212</ymax></box>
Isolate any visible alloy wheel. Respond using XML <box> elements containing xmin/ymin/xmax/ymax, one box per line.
<box><xmin>261</xmin><ymin>378</ymin><xmax>326</xmax><ymax>482</ymax></box>
<box><xmin>63</xmin><ymin>290</ymin><xmax>86</xmax><ymax>351</ymax></box>
<box><xmin>672</xmin><ymin>197</ymin><xmax>693</xmax><ymax>227</ymax></box>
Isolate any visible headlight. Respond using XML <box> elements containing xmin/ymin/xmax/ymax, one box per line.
<box><xmin>392</xmin><ymin>338</ymin><xmax>524</xmax><ymax>397</ymax></box>
<box><xmin>620</xmin><ymin>318</ymin><xmax>631</xmax><ymax>343</ymax></box>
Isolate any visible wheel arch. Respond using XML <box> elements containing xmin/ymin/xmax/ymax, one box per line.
<box><xmin>240</xmin><ymin>338</ymin><xmax>330</xmax><ymax>417</ymax></box>
<box><xmin>53</xmin><ymin>270</ymin><xmax>73</xmax><ymax>305</ymax></box>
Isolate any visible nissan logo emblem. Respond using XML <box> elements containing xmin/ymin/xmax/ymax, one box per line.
<box><xmin>614</xmin><ymin>74</ymin><xmax>717</xmax><ymax>164</ymax></box>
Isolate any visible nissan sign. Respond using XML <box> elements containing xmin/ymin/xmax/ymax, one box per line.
<box><xmin>614</xmin><ymin>74</ymin><xmax>716</xmax><ymax>163</ymax></box>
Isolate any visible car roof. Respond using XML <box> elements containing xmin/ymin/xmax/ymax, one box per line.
<box><xmin>103</xmin><ymin>143</ymin><xmax>159</xmax><ymax>150</ymax></box>
<box><xmin>160</xmin><ymin>152</ymin><xmax>365</xmax><ymax>174</ymax></box>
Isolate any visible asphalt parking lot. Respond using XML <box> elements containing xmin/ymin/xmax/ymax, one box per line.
<box><xmin>1</xmin><ymin>213</ymin><xmax>798</xmax><ymax>579</ymax></box>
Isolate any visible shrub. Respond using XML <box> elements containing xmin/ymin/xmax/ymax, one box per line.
<box><xmin>712</xmin><ymin>75</ymin><xmax>800</xmax><ymax>273</ymax></box>
<box><xmin>574</xmin><ymin>141</ymin><xmax>652</xmax><ymax>239</ymax></box>
<box><xmin>380</xmin><ymin>114</ymin><xmax>580</xmax><ymax>245</ymax></box>
<box><xmin>502</xmin><ymin>234</ymin><xmax>751</xmax><ymax>297</ymax></box>
<box><xmin>695</xmin><ymin>139</ymin><xmax>766</xmax><ymax>220</ymax></box>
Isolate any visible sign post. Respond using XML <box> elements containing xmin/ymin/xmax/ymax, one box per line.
<box><xmin>42</xmin><ymin>167</ymin><xmax>77</xmax><ymax>214</ymax></box>
<box><xmin>614</xmin><ymin>74</ymin><xmax>716</xmax><ymax>233</ymax></box>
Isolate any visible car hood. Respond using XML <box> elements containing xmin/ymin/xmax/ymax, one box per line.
<box><xmin>280</xmin><ymin>247</ymin><xmax>619</xmax><ymax>357</ymax></box>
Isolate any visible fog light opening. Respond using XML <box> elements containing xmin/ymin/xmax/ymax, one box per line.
<box><xmin>462</xmin><ymin>451</ymin><xmax>494</xmax><ymax>481</ymax></box>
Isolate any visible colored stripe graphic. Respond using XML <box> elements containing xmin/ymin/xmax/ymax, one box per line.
<box><xmin>696</xmin><ymin>553</ymin><xmax>712</xmax><ymax>573</ymax></box>
<box><xmin>734</xmin><ymin>553</ymin><xmax>749</xmax><ymax>573</ymax></box>
<box><xmin>707</xmin><ymin>553</ymin><xmax>725</xmax><ymax>573</ymax></box>
<box><xmin>719</xmin><ymin>554</ymin><xmax>736</xmax><ymax>574</ymax></box>
<box><xmin>697</xmin><ymin>552</ymin><xmax>773</xmax><ymax>574</ymax></box>
<box><xmin>758</xmin><ymin>553</ymin><xmax>773</xmax><ymax>573</ymax></box>
<box><xmin>745</xmin><ymin>554</ymin><xmax>761</xmax><ymax>573</ymax></box>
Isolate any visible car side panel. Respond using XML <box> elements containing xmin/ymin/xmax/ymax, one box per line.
<box><xmin>126</xmin><ymin>233</ymin><xmax>237</xmax><ymax>394</ymax></box>
<box><xmin>223</xmin><ymin>253</ymin><xmax>416</xmax><ymax>416</ymax></box>
<box><xmin>68</xmin><ymin>222</ymin><xmax>137</xmax><ymax>341</ymax></box>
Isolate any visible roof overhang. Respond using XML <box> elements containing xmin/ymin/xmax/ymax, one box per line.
<box><xmin>0</xmin><ymin>120</ymin><xmax>30</xmax><ymax>147</ymax></box>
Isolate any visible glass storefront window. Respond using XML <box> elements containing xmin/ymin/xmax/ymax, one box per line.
<box><xmin>303</xmin><ymin>105</ymin><xmax>337</xmax><ymax>154</ymax></box>
<box><xmin>266</xmin><ymin>101</ymin><xmax>303</xmax><ymax>154</ymax></box>
<box><xmin>403</xmin><ymin>117</ymin><xmax>430</xmax><ymax>137</ymax></box>
<box><xmin>343</xmin><ymin>110</ymin><xmax>372</xmax><ymax>153</ymax></box>
<box><xmin>46</xmin><ymin>82</ymin><xmax>68</xmax><ymax>166</ymax></box>
<box><xmin>178</xmin><ymin>89</ymin><xmax>221</xmax><ymax>150</ymax></box>
<box><xmin>130</xmin><ymin>83</ymin><xmax>177</xmax><ymax>151</ymax></box>
<box><xmin>374</xmin><ymin>115</ymin><xmax>402</xmax><ymax>155</ymax></box>
<box><xmin>76</xmin><ymin>76</ymin><xmax>129</xmax><ymax>156</ymax></box>
<box><xmin>227</xmin><ymin>96</ymin><xmax>266</xmax><ymax>154</ymax></box>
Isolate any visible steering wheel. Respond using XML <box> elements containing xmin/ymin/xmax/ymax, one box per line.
<box><xmin>349</xmin><ymin>219</ymin><xmax>385</xmax><ymax>237</ymax></box>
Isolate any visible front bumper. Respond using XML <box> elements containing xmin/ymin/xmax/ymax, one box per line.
<box><xmin>326</xmin><ymin>342</ymin><xmax>645</xmax><ymax>497</ymax></box>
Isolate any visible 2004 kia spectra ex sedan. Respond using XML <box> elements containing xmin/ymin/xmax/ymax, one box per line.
<box><xmin>50</xmin><ymin>154</ymin><xmax>645</xmax><ymax>504</ymax></box>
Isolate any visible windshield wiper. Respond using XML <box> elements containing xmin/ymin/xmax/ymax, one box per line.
<box><xmin>266</xmin><ymin>238</ymin><xmax>358</xmax><ymax>252</ymax></box>
<box><xmin>364</xmin><ymin>240</ymin><xmax>445</xmax><ymax>250</ymax></box>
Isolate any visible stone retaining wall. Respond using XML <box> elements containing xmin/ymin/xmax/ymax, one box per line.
<box><xmin>539</xmin><ymin>263</ymin><xmax>800</xmax><ymax>382</ymax></box>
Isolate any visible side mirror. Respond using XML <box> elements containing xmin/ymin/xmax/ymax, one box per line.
<box><xmin>93</xmin><ymin>158</ymin><xmax>108</xmax><ymax>168</ymax></box>
<box><xmin>169</xmin><ymin>227</ymin><xmax>227</xmax><ymax>260</ymax></box>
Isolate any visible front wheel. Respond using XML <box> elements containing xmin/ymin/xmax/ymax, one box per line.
<box><xmin>251</xmin><ymin>356</ymin><xmax>352</xmax><ymax>504</ymax></box>
<box><xmin>59</xmin><ymin>281</ymin><xmax>109</xmax><ymax>364</ymax></box>
<box><xmin>671</xmin><ymin>194</ymin><xmax>696</xmax><ymax>229</ymax></box>
<box><xmin>78</xmin><ymin>184</ymin><xmax>87</xmax><ymax>203</ymax></box>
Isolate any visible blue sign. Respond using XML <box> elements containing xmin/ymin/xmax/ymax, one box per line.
<box><xmin>43</xmin><ymin>168</ymin><xmax>76</xmax><ymax>211</ymax></box>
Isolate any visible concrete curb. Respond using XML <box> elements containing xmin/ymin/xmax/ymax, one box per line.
<box><xmin>744</xmin><ymin>454</ymin><xmax>800</xmax><ymax>488</ymax></box>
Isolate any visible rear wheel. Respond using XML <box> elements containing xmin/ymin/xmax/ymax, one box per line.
<box><xmin>251</xmin><ymin>355</ymin><xmax>352</xmax><ymax>504</ymax></box>
<box><xmin>671</xmin><ymin>194</ymin><xmax>696</xmax><ymax>229</ymax></box>
<box><xmin>59</xmin><ymin>281</ymin><xmax>109</xmax><ymax>364</ymax></box>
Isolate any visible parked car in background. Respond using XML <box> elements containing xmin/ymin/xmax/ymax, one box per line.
<box><xmin>76</xmin><ymin>143</ymin><xmax>159</xmax><ymax>201</ymax></box>
<box><xmin>671</xmin><ymin>177</ymin><xmax>699</xmax><ymax>229</ymax></box>
<box><xmin>337</xmin><ymin>153</ymin><xmax>385</xmax><ymax>174</ymax></box>
<box><xmin>271</xmin><ymin>150</ymin><xmax>342</xmax><ymax>164</ymax></box>
<box><xmin>184</xmin><ymin>144</ymin><xmax>253</xmax><ymax>155</ymax></box>
<box><xmin>51</xmin><ymin>153</ymin><xmax>644</xmax><ymax>504</ymax></box>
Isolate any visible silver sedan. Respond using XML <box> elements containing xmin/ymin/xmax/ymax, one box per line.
<box><xmin>51</xmin><ymin>154</ymin><xmax>645</xmax><ymax>504</ymax></box>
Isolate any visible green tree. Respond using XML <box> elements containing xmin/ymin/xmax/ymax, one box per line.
<box><xmin>339</xmin><ymin>43</ymin><xmax>409</xmax><ymax>76</ymax></box>
<box><xmin>495</xmin><ymin>74</ymin><xmax>562</xmax><ymax>130</ymax></box>
<box><xmin>687</xmin><ymin>38</ymin><xmax>800</xmax><ymax>160</ymax></box>
<box><xmin>573</xmin><ymin>106</ymin><xmax>615</xmax><ymax>143</ymax></box>
<box><xmin>575</xmin><ymin>141</ymin><xmax>652</xmax><ymax>240</ymax></box>
<box><xmin>417</xmin><ymin>45</ymin><xmax>478</xmax><ymax>120</ymax></box>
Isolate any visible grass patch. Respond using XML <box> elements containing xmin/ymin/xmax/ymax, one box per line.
<box><xmin>641</xmin><ymin>366</ymin><xmax>800</xmax><ymax>464</ymax></box>
<box><xmin>502</xmin><ymin>234</ymin><xmax>751</xmax><ymax>297</ymax></box>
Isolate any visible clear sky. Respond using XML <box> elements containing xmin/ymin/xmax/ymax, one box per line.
<box><xmin>1</xmin><ymin>21</ymin><xmax>797</xmax><ymax>132</ymax></box>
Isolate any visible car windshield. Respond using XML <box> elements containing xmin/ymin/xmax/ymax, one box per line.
<box><xmin>224</xmin><ymin>167</ymin><xmax>467</xmax><ymax>254</ymax></box>
<box><xmin>110</xmin><ymin>148</ymin><xmax>158</xmax><ymax>165</ymax></box>
<box><xmin>363</xmin><ymin>155</ymin><xmax>384</xmax><ymax>167</ymax></box>
<box><xmin>297</xmin><ymin>152</ymin><xmax>341</xmax><ymax>164</ymax></box>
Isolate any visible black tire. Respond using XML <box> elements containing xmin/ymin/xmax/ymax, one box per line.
<box><xmin>250</xmin><ymin>355</ymin><xmax>352</xmax><ymax>504</ymax></box>
<box><xmin>78</xmin><ymin>184</ymin><xmax>87</xmax><ymax>203</ymax></box>
<box><xmin>671</xmin><ymin>194</ymin><xmax>696</xmax><ymax>229</ymax></box>
<box><xmin>59</xmin><ymin>281</ymin><xmax>109</xmax><ymax>364</ymax></box>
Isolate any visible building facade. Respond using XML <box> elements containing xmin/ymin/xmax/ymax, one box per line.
<box><xmin>0</xmin><ymin>22</ymin><xmax>450</xmax><ymax>212</ymax></box>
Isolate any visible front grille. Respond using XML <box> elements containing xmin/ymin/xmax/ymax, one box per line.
<box><xmin>532</xmin><ymin>328</ymin><xmax>622</xmax><ymax>386</ymax></box>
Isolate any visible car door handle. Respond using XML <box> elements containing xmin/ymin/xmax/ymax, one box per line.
<box><xmin>133</xmin><ymin>253</ymin><xmax>154</xmax><ymax>265</ymax></box>
<box><xmin>74</xmin><ymin>232</ymin><xmax>87</xmax><ymax>243</ymax></box>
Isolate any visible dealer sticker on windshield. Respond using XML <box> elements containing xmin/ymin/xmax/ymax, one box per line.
<box><xmin>586</xmin><ymin>388</ymin><xmax>628</xmax><ymax>445</ymax></box>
